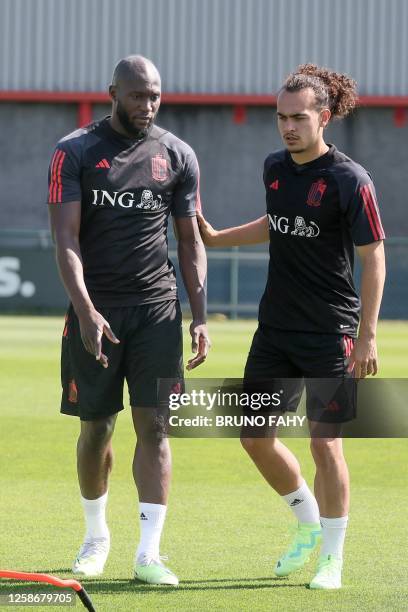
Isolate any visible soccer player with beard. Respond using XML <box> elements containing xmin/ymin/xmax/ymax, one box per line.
<box><xmin>48</xmin><ymin>55</ymin><xmax>210</xmax><ymax>585</ymax></box>
<box><xmin>198</xmin><ymin>64</ymin><xmax>385</xmax><ymax>590</ymax></box>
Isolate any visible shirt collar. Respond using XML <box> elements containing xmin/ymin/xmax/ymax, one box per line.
<box><xmin>101</xmin><ymin>116</ymin><xmax>152</xmax><ymax>145</ymax></box>
<box><xmin>285</xmin><ymin>144</ymin><xmax>337</xmax><ymax>173</ymax></box>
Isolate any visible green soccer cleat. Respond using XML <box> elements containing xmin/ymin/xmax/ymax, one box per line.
<box><xmin>134</xmin><ymin>556</ymin><xmax>179</xmax><ymax>586</ymax></box>
<box><xmin>274</xmin><ymin>522</ymin><xmax>322</xmax><ymax>577</ymax></box>
<box><xmin>309</xmin><ymin>554</ymin><xmax>343</xmax><ymax>589</ymax></box>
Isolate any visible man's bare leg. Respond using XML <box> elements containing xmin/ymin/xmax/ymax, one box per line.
<box><xmin>132</xmin><ymin>407</ymin><xmax>171</xmax><ymax>504</ymax></box>
<box><xmin>309</xmin><ymin>422</ymin><xmax>349</xmax><ymax>589</ymax></box>
<box><xmin>240</xmin><ymin>435</ymin><xmax>302</xmax><ymax>494</ymax></box>
<box><xmin>309</xmin><ymin>423</ymin><xmax>349</xmax><ymax>517</ymax></box>
<box><xmin>131</xmin><ymin>407</ymin><xmax>178</xmax><ymax>585</ymax></box>
<box><xmin>77</xmin><ymin>415</ymin><xmax>117</xmax><ymax>498</ymax></box>
<box><xmin>241</xmin><ymin>432</ymin><xmax>321</xmax><ymax>577</ymax></box>
<box><xmin>73</xmin><ymin>414</ymin><xmax>117</xmax><ymax>576</ymax></box>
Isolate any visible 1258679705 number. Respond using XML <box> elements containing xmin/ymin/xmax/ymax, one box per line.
<box><xmin>0</xmin><ymin>588</ymin><xmax>75</xmax><ymax>606</ymax></box>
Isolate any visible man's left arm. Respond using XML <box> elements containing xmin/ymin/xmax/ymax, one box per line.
<box><xmin>348</xmin><ymin>241</ymin><xmax>386</xmax><ymax>377</ymax></box>
<box><xmin>174</xmin><ymin>215</ymin><xmax>210</xmax><ymax>370</ymax></box>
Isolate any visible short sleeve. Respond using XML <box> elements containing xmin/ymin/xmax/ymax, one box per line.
<box><xmin>171</xmin><ymin>149</ymin><xmax>201</xmax><ymax>217</ymax></box>
<box><xmin>342</xmin><ymin>174</ymin><xmax>385</xmax><ymax>245</ymax></box>
<box><xmin>47</xmin><ymin>144</ymin><xmax>82</xmax><ymax>204</ymax></box>
<box><xmin>263</xmin><ymin>154</ymin><xmax>273</xmax><ymax>189</ymax></box>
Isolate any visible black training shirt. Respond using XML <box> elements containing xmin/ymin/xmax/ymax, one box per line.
<box><xmin>259</xmin><ymin>145</ymin><xmax>385</xmax><ymax>336</ymax></box>
<box><xmin>48</xmin><ymin>117</ymin><xmax>201</xmax><ymax>306</ymax></box>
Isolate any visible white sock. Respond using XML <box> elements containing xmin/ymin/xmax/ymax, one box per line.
<box><xmin>320</xmin><ymin>515</ymin><xmax>348</xmax><ymax>559</ymax></box>
<box><xmin>81</xmin><ymin>491</ymin><xmax>109</xmax><ymax>541</ymax></box>
<box><xmin>282</xmin><ymin>480</ymin><xmax>320</xmax><ymax>524</ymax></box>
<box><xmin>136</xmin><ymin>503</ymin><xmax>167</xmax><ymax>563</ymax></box>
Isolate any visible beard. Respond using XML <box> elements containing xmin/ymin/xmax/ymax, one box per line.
<box><xmin>287</xmin><ymin>143</ymin><xmax>306</xmax><ymax>153</ymax></box>
<box><xmin>116</xmin><ymin>100</ymin><xmax>151</xmax><ymax>138</ymax></box>
<box><xmin>283</xmin><ymin>136</ymin><xmax>305</xmax><ymax>151</ymax></box>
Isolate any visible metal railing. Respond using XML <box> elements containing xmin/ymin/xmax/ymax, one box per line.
<box><xmin>0</xmin><ymin>230</ymin><xmax>406</xmax><ymax>319</ymax></box>
<box><xmin>170</xmin><ymin>247</ymin><xmax>268</xmax><ymax>319</ymax></box>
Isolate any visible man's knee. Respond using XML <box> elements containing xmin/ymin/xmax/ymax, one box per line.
<box><xmin>135</xmin><ymin>417</ymin><xmax>171</xmax><ymax>464</ymax></box>
<box><xmin>310</xmin><ymin>437</ymin><xmax>343</xmax><ymax>467</ymax></box>
<box><xmin>132</xmin><ymin>408</ymin><xmax>169</xmax><ymax>445</ymax></box>
<box><xmin>80</xmin><ymin>416</ymin><xmax>116</xmax><ymax>450</ymax></box>
<box><xmin>240</xmin><ymin>435</ymin><xmax>277</xmax><ymax>457</ymax></box>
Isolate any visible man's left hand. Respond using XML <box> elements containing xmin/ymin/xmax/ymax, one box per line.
<box><xmin>347</xmin><ymin>335</ymin><xmax>378</xmax><ymax>378</ymax></box>
<box><xmin>187</xmin><ymin>321</ymin><xmax>211</xmax><ymax>370</ymax></box>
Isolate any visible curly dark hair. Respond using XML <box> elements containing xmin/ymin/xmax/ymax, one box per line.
<box><xmin>282</xmin><ymin>63</ymin><xmax>357</xmax><ymax>119</ymax></box>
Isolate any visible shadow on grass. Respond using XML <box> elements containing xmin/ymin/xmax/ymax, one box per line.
<box><xmin>0</xmin><ymin>575</ymin><xmax>307</xmax><ymax>594</ymax></box>
<box><xmin>0</xmin><ymin>568</ymin><xmax>307</xmax><ymax>595</ymax></box>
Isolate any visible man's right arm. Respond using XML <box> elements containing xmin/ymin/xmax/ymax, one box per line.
<box><xmin>49</xmin><ymin>202</ymin><xmax>92</xmax><ymax>316</ymax></box>
<box><xmin>197</xmin><ymin>212</ymin><xmax>269</xmax><ymax>247</ymax></box>
<box><xmin>48</xmin><ymin>202</ymin><xmax>119</xmax><ymax>367</ymax></box>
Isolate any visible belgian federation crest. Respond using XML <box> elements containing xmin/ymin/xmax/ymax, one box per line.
<box><xmin>151</xmin><ymin>154</ymin><xmax>168</xmax><ymax>182</ymax></box>
<box><xmin>307</xmin><ymin>178</ymin><xmax>327</xmax><ymax>207</ymax></box>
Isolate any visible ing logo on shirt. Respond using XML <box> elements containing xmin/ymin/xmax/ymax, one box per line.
<box><xmin>267</xmin><ymin>214</ymin><xmax>320</xmax><ymax>238</ymax></box>
<box><xmin>291</xmin><ymin>216</ymin><xmax>320</xmax><ymax>238</ymax></box>
<box><xmin>136</xmin><ymin>190</ymin><xmax>163</xmax><ymax>211</ymax></box>
<box><xmin>91</xmin><ymin>189</ymin><xmax>163</xmax><ymax>211</ymax></box>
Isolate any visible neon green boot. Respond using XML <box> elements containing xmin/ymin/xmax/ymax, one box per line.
<box><xmin>274</xmin><ymin>522</ymin><xmax>322</xmax><ymax>577</ymax></box>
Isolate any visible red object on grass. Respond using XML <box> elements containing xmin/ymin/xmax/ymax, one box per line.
<box><xmin>0</xmin><ymin>570</ymin><xmax>95</xmax><ymax>611</ymax></box>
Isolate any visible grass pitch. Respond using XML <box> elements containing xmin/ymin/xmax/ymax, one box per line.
<box><xmin>0</xmin><ymin>317</ymin><xmax>407</xmax><ymax>611</ymax></box>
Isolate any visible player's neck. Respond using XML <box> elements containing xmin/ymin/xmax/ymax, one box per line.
<box><xmin>290</xmin><ymin>141</ymin><xmax>329</xmax><ymax>165</ymax></box>
<box><xmin>109</xmin><ymin>115</ymin><xmax>146</xmax><ymax>141</ymax></box>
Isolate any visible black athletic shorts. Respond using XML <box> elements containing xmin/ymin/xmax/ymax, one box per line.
<box><xmin>244</xmin><ymin>324</ymin><xmax>357</xmax><ymax>424</ymax></box>
<box><xmin>61</xmin><ymin>300</ymin><xmax>183</xmax><ymax>420</ymax></box>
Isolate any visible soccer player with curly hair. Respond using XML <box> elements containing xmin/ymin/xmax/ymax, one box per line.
<box><xmin>198</xmin><ymin>64</ymin><xmax>385</xmax><ymax>590</ymax></box>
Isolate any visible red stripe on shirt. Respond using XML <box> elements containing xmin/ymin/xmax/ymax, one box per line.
<box><xmin>56</xmin><ymin>151</ymin><xmax>66</xmax><ymax>203</ymax></box>
<box><xmin>366</xmin><ymin>183</ymin><xmax>385</xmax><ymax>239</ymax></box>
<box><xmin>50</xmin><ymin>149</ymin><xmax>65</xmax><ymax>203</ymax></box>
<box><xmin>363</xmin><ymin>183</ymin><xmax>383</xmax><ymax>240</ymax></box>
<box><xmin>55</xmin><ymin>150</ymin><xmax>64</xmax><ymax>203</ymax></box>
<box><xmin>360</xmin><ymin>185</ymin><xmax>379</xmax><ymax>241</ymax></box>
<box><xmin>49</xmin><ymin>149</ymin><xmax>63</xmax><ymax>203</ymax></box>
<box><xmin>48</xmin><ymin>150</ymin><xmax>59</xmax><ymax>203</ymax></box>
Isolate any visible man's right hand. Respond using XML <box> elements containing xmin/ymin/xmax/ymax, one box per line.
<box><xmin>77</xmin><ymin>308</ymin><xmax>120</xmax><ymax>368</ymax></box>
<box><xmin>196</xmin><ymin>212</ymin><xmax>269</xmax><ymax>247</ymax></box>
<box><xmin>196</xmin><ymin>212</ymin><xmax>219</xmax><ymax>246</ymax></box>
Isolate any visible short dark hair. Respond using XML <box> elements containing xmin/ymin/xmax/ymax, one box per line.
<box><xmin>111</xmin><ymin>55</ymin><xmax>160</xmax><ymax>86</ymax></box>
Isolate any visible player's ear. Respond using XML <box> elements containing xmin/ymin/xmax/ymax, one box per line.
<box><xmin>320</xmin><ymin>108</ymin><xmax>331</xmax><ymax>128</ymax></box>
<box><xmin>109</xmin><ymin>85</ymin><xmax>117</xmax><ymax>102</ymax></box>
